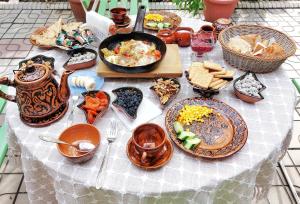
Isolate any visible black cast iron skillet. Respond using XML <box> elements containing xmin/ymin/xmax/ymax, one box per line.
<box><xmin>99</xmin><ymin>6</ymin><xmax>167</xmax><ymax>73</ymax></box>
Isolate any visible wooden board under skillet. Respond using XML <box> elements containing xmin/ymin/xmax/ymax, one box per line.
<box><xmin>165</xmin><ymin>97</ymin><xmax>248</xmax><ymax>159</ymax></box>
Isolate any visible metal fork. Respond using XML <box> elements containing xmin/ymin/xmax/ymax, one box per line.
<box><xmin>95</xmin><ymin>119</ymin><xmax>118</xmax><ymax>189</ymax></box>
<box><xmin>67</xmin><ymin>95</ymin><xmax>80</xmax><ymax>127</ymax></box>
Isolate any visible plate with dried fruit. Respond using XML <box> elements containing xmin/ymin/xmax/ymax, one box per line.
<box><xmin>112</xmin><ymin>87</ymin><xmax>143</xmax><ymax>120</ymax></box>
<box><xmin>185</xmin><ymin>61</ymin><xmax>234</xmax><ymax>98</ymax></box>
<box><xmin>165</xmin><ymin>97</ymin><xmax>248</xmax><ymax>159</ymax></box>
<box><xmin>150</xmin><ymin>78</ymin><xmax>180</xmax><ymax>108</ymax></box>
<box><xmin>78</xmin><ymin>91</ymin><xmax>110</xmax><ymax>124</ymax></box>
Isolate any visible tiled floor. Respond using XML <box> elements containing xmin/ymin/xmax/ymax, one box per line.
<box><xmin>0</xmin><ymin>5</ymin><xmax>299</xmax><ymax>204</ymax></box>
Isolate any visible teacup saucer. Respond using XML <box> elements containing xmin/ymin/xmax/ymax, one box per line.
<box><xmin>126</xmin><ymin>138</ymin><xmax>173</xmax><ymax>170</ymax></box>
<box><xmin>114</xmin><ymin>16</ymin><xmax>131</xmax><ymax>28</ymax></box>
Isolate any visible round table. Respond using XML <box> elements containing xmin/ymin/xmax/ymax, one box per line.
<box><xmin>6</xmin><ymin>18</ymin><xmax>295</xmax><ymax>204</ymax></box>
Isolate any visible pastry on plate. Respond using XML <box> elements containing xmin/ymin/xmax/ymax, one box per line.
<box><xmin>227</xmin><ymin>36</ymin><xmax>252</xmax><ymax>54</ymax></box>
<box><xmin>261</xmin><ymin>43</ymin><xmax>285</xmax><ymax>58</ymax></box>
<box><xmin>241</xmin><ymin>34</ymin><xmax>261</xmax><ymax>48</ymax></box>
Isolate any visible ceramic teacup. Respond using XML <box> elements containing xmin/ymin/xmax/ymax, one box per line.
<box><xmin>132</xmin><ymin>123</ymin><xmax>166</xmax><ymax>164</ymax></box>
<box><xmin>174</xmin><ymin>27</ymin><xmax>194</xmax><ymax>47</ymax></box>
<box><xmin>110</xmin><ymin>7</ymin><xmax>127</xmax><ymax>24</ymax></box>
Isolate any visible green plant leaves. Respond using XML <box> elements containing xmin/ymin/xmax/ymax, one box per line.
<box><xmin>172</xmin><ymin>0</ymin><xmax>203</xmax><ymax>16</ymax></box>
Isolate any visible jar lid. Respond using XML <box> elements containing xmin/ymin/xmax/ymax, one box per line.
<box><xmin>216</xmin><ymin>18</ymin><xmax>232</xmax><ymax>25</ymax></box>
<box><xmin>17</xmin><ymin>61</ymin><xmax>47</xmax><ymax>82</ymax></box>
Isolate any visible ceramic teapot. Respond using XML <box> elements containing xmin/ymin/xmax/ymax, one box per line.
<box><xmin>0</xmin><ymin>60</ymin><xmax>73</xmax><ymax>127</ymax></box>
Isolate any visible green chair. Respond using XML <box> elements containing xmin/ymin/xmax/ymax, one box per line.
<box><xmin>292</xmin><ymin>78</ymin><xmax>300</xmax><ymax>106</ymax></box>
<box><xmin>82</xmin><ymin>0</ymin><xmax>149</xmax><ymax>16</ymax></box>
<box><xmin>0</xmin><ymin>85</ymin><xmax>7</xmax><ymax>168</ymax></box>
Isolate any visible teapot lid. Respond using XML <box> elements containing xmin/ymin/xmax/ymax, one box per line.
<box><xmin>16</xmin><ymin>60</ymin><xmax>49</xmax><ymax>82</ymax></box>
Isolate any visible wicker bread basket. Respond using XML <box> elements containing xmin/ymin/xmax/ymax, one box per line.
<box><xmin>218</xmin><ymin>25</ymin><xmax>296</xmax><ymax>73</ymax></box>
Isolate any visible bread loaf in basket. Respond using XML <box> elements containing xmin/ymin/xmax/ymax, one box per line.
<box><xmin>218</xmin><ymin>25</ymin><xmax>296</xmax><ymax>73</ymax></box>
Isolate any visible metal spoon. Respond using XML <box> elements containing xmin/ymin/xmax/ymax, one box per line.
<box><xmin>39</xmin><ymin>135</ymin><xmax>95</xmax><ymax>153</ymax></box>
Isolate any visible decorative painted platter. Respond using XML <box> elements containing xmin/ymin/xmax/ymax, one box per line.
<box><xmin>165</xmin><ymin>97</ymin><xmax>248</xmax><ymax>159</ymax></box>
<box><xmin>144</xmin><ymin>11</ymin><xmax>182</xmax><ymax>31</ymax></box>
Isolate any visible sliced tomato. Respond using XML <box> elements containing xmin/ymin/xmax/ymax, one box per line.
<box><xmin>96</xmin><ymin>91</ymin><xmax>107</xmax><ymax>100</ymax></box>
<box><xmin>97</xmin><ymin>105</ymin><xmax>106</xmax><ymax>112</ymax></box>
<box><xmin>89</xmin><ymin>109</ymin><xmax>98</xmax><ymax>116</ymax></box>
<box><xmin>87</xmin><ymin>110</ymin><xmax>95</xmax><ymax>124</ymax></box>
<box><xmin>123</xmin><ymin>53</ymin><xmax>131</xmax><ymax>58</ymax></box>
<box><xmin>99</xmin><ymin>98</ymin><xmax>108</xmax><ymax>105</ymax></box>
<box><xmin>114</xmin><ymin>46</ymin><xmax>120</xmax><ymax>54</ymax></box>
<box><xmin>82</xmin><ymin>96</ymin><xmax>101</xmax><ymax>111</ymax></box>
<box><xmin>154</xmin><ymin>50</ymin><xmax>161</xmax><ymax>60</ymax></box>
<box><xmin>82</xmin><ymin>105</ymin><xmax>96</xmax><ymax>111</ymax></box>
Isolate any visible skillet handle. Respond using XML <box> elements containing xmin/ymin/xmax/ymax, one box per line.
<box><xmin>133</xmin><ymin>5</ymin><xmax>146</xmax><ymax>33</ymax></box>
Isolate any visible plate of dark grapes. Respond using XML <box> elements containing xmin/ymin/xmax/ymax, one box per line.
<box><xmin>112</xmin><ymin>87</ymin><xmax>143</xmax><ymax>120</ymax></box>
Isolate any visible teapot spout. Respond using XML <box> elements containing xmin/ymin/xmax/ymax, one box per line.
<box><xmin>58</xmin><ymin>70</ymin><xmax>73</xmax><ymax>103</ymax></box>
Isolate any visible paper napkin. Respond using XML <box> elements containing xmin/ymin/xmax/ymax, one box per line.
<box><xmin>112</xmin><ymin>97</ymin><xmax>162</xmax><ymax>130</ymax></box>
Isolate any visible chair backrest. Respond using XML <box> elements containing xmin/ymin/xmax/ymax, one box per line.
<box><xmin>81</xmin><ymin>0</ymin><xmax>149</xmax><ymax>16</ymax></box>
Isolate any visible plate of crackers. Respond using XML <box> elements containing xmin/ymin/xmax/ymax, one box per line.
<box><xmin>185</xmin><ymin>61</ymin><xmax>234</xmax><ymax>97</ymax></box>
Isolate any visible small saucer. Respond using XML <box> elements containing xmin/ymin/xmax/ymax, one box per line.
<box><xmin>126</xmin><ymin>137</ymin><xmax>173</xmax><ymax>170</ymax></box>
<box><xmin>114</xmin><ymin>16</ymin><xmax>131</xmax><ymax>28</ymax></box>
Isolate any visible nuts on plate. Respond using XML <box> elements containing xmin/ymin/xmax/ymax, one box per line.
<box><xmin>151</xmin><ymin>78</ymin><xmax>180</xmax><ymax>105</ymax></box>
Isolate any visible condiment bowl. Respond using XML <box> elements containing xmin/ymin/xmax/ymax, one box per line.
<box><xmin>233</xmin><ymin>88</ymin><xmax>263</xmax><ymax>103</ymax></box>
<box><xmin>233</xmin><ymin>72</ymin><xmax>266</xmax><ymax>104</ymax></box>
<box><xmin>63</xmin><ymin>48</ymin><xmax>97</xmax><ymax>71</ymax></box>
<box><xmin>57</xmin><ymin>124</ymin><xmax>100</xmax><ymax>163</ymax></box>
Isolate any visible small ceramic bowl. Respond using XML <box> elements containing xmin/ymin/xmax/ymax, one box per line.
<box><xmin>174</xmin><ymin>27</ymin><xmax>194</xmax><ymax>47</ymax></box>
<box><xmin>110</xmin><ymin>7</ymin><xmax>127</xmax><ymax>24</ymax></box>
<box><xmin>63</xmin><ymin>48</ymin><xmax>97</xmax><ymax>71</ymax></box>
<box><xmin>157</xmin><ymin>29</ymin><xmax>176</xmax><ymax>44</ymax></box>
<box><xmin>150</xmin><ymin>78</ymin><xmax>181</xmax><ymax>108</ymax></box>
<box><xmin>78</xmin><ymin>90</ymin><xmax>110</xmax><ymax>124</ymax></box>
<box><xmin>233</xmin><ymin>72</ymin><xmax>266</xmax><ymax>104</ymax></box>
<box><xmin>57</xmin><ymin>124</ymin><xmax>100</xmax><ymax>163</ymax></box>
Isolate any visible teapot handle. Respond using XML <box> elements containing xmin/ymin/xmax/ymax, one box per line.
<box><xmin>0</xmin><ymin>77</ymin><xmax>16</xmax><ymax>102</ymax></box>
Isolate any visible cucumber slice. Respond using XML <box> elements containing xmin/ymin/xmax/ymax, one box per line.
<box><xmin>183</xmin><ymin>138</ymin><xmax>201</xmax><ymax>150</ymax></box>
<box><xmin>157</xmin><ymin>23</ymin><xmax>164</xmax><ymax>30</ymax></box>
<box><xmin>173</xmin><ymin>122</ymin><xmax>184</xmax><ymax>134</ymax></box>
<box><xmin>163</xmin><ymin>22</ymin><xmax>171</xmax><ymax>28</ymax></box>
<box><xmin>183</xmin><ymin>141</ymin><xmax>194</xmax><ymax>149</ymax></box>
<box><xmin>146</xmin><ymin>22</ymin><xmax>158</xmax><ymax>28</ymax></box>
<box><xmin>177</xmin><ymin>131</ymin><xmax>195</xmax><ymax>141</ymax></box>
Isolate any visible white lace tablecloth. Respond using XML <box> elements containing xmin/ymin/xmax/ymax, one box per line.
<box><xmin>5</xmin><ymin>18</ymin><xmax>296</xmax><ymax>204</ymax></box>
